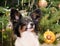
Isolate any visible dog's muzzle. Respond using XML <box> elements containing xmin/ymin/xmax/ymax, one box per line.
<box><xmin>27</xmin><ymin>22</ymin><xmax>35</xmax><ymax>29</ymax></box>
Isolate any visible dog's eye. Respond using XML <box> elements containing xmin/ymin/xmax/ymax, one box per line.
<box><xmin>36</xmin><ymin>15</ymin><xmax>40</xmax><ymax>18</ymax></box>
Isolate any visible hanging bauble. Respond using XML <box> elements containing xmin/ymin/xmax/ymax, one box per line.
<box><xmin>38</xmin><ymin>0</ymin><xmax>48</xmax><ymax>8</ymax></box>
<box><xmin>6</xmin><ymin>21</ymin><xmax>13</xmax><ymax>31</ymax></box>
<box><xmin>58</xmin><ymin>4</ymin><xmax>60</xmax><ymax>9</ymax></box>
<box><xmin>50</xmin><ymin>7</ymin><xmax>57</xmax><ymax>13</ymax></box>
<box><xmin>2</xmin><ymin>29</ymin><xmax>5</xmax><ymax>32</ymax></box>
<box><xmin>44</xmin><ymin>29</ymin><xmax>56</xmax><ymax>44</ymax></box>
<box><xmin>5</xmin><ymin>11</ymin><xmax>10</xmax><ymax>16</ymax></box>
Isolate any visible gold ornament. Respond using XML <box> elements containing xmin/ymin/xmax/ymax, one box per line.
<box><xmin>44</xmin><ymin>29</ymin><xmax>56</xmax><ymax>44</ymax></box>
<box><xmin>6</xmin><ymin>21</ymin><xmax>13</xmax><ymax>30</ymax></box>
<box><xmin>38</xmin><ymin>0</ymin><xmax>48</xmax><ymax>8</ymax></box>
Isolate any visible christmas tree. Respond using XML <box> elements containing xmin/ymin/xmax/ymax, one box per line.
<box><xmin>1</xmin><ymin>0</ymin><xmax>60</xmax><ymax>45</ymax></box>
<box><xmin>38</xmin><ymin>0</ymin><xmax>60</xmax><ymax>44</ymax></box>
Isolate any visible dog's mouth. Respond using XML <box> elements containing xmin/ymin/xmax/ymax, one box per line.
<box><xmin>26</xmin><ymin>23</ymin><xmax>35</xmax><ymax>32</ymax></box>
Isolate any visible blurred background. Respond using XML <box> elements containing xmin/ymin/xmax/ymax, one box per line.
<box><xmin>0</xmin><ymin>0</ymin><xmax>60</xmax><ymax>46</ymax></box>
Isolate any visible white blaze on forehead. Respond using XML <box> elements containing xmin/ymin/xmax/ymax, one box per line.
<box><xmin>6</xmin><ymin>21</ymin><xmax>13</xmax><ymax>29</ymax></box>
<box><xmin>27</xmin><ymin>22</ymin><xmax>32</xmax><ymax>29</ymax></box>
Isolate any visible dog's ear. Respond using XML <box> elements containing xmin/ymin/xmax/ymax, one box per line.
<box><xmin>30</xmin><ymin>8</ymin><xmax>42</xmax><ymax>19</ymax></box>
<box><xmin>14</xmin><ymin>23</ymin><xmax>21</xmax><ymax>37</ymax></box>
<box><xmin>33</xmin><ymin>9</ymin><xmax>42</xmax><ymax>14</ymax></box>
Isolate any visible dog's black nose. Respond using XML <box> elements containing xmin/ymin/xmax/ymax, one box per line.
<box><xmin>30</xmin><ymin>23</ymin><xmax>35</xmax><ymax>29</ymax></box>
<box><xmin>30</xmin><ymin>23</ymin><xmax>34</xmax><ymax>26</ymax></box>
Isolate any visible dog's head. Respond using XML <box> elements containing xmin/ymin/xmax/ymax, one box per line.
<box><xmin>21</xmin><ymin>16</ymin><xmax>35</xmax><ymax>31</ymax></box>
<box><xmin>15</xmin><ymin>16</ymin><xmax>35</xmax><ymax>37</ymax></box>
